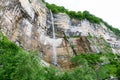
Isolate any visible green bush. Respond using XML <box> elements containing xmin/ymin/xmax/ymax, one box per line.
<box><xmin>71</xmin><ymin>53</ymin><xmax>120</xmax><ymax>79</ymax></box>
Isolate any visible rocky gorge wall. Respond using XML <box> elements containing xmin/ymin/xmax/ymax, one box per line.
<box><xmin>0</xmin><ymin>0</ymin><xmax>120</xmax><ymax>68</ymax></box>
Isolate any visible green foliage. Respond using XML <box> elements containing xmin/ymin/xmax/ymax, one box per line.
<box><xmin>71</xmin><ymin>53</ymin><xmax>120</xmax><ymax>79</ymax></box>
<box><xmin>71</xmin><ymin>54</ymin><xmax>101</xmax><ymax>67</ymax></box>
<box><xmin>83</xmin><ymin>11</ymin><xmax>101</xmax><ymax>24</ymax></box>
<box><xmin>116</xmin><ymin>66</ymin><xmax>120</xmax><ymax>79</ymax></box>
<box><xmin>96</xmin><ymin>64</ymin><xmax>117</xmax><ymax>79</ymax></box>
<box><xmin>67</xmin><ymin>11</ymin><xmax>84</xmax><ymax>20</ymax></box>
<box><xmin>46</xmin><ymin>3</ymin><xmax>68</xmax><ymax>14</ymax></box>
<box><xmin>61</xmin><ymin>59</ymin><xmax>97</xmax><ymax>80</ymax></box>
<box><xmin>70</xmin><ymin>63</ymin><xmax>97</xmax><ymax>80</ymax></box>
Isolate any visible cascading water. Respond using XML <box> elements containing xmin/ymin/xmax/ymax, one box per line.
<box><xmin>50</xmin><ymin>10</ymin><xmax>58</xmax><ymax>66</ymax></box>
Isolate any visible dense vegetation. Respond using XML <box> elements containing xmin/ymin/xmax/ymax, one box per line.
<box><xmin>0</xmin><ymin>31</ymin><xmax>120</xmax><ymax>80</ymax></box>
<box><xmin>46</xmin><ymin>3</ymin><xmax>120</xmax><ymax>37</ymax></box>
<box><xmin>71</xmin><ymin>53</ymin><xmax>120</xmax><ymax>80</ymax></box>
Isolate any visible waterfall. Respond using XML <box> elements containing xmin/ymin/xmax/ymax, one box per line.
<box><xmin>50</xmin><ymin>10</ymin><xmax>58</xmax><ymax>66</ymax></box>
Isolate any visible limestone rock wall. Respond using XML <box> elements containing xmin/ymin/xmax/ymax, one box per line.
<box><xmin>0</xmin><ymin>0</ymin><xmax>47</xmax><ymax>50</ymax></box>
<box><xmin>0</xmin><ymin>0</ymin><xmax>120</xmax><ymax>68</ymax></box>
<box><xmin>53</xmin><ymin>13</ymin><xmax>120</xmax><ymax>54</ymax></box>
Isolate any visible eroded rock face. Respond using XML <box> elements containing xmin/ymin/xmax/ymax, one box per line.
<box><xmin>54</xmin><ymin>14</ymin><xmax>120</xmax><ymax>54</ymax></box>
<box><xmin>0</xmin><ymin>0</ymin><xmax>120</xmax><ymax>68</ymax></box>
<box><xmin>0</xmin><ymin>0</ymin><xmax>70</xmax><ymax>68</ymax></box>
<box><xmin>0</xmin><ymin>0</ymin><xmax>47</xmax><ymax>50</ymax></box>
<box><xmin>54</xmin><ymin>13</ymin><xmax>70</xmax><ymax>30</ymax></box>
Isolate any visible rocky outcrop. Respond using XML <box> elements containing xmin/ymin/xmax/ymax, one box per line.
<box><xmin>0</xmin><ymin>0</ymin><xmax>47</xmax><ymax>51</ymax></box>
<box><xmin>0</xmin><ymin>0</ymin><xmax>120</xmax><ymax>68</ymax></box>
<box><xmin>0</xmin><ymin>0</ymin><xmax>67</xmax><ymax>68</ymax></box>
<box><xmin>54</xmin><ymin>14</ymin><xmax>120</xmax><ymax>54</ymax></box>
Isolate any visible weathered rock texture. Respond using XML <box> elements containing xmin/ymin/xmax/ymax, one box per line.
<box><xmin>0</xmin><ymin>0</ymin><xmax>47</xmax><ymax>51</ymax></box>
<box><xmin>0</xmin><ymin>0</ymin><xmax>120</xmax><ymax>68</ymax></box>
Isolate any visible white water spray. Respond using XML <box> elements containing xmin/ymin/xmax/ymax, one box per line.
<box><xmin>50</xmin><ymin>10</ymin><xmax>57</xmax><ymax>65</ymax></box>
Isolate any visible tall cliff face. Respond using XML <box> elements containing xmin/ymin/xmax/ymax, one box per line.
<box><xmin>0</xmin><ymin>0</ymin><xmax>47</xmax><ymax>51</ymax></box>
<box><xmin>0</xmin><ymin>0</ymin><xmax>120</xmax><ymax>68</ymax></box>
